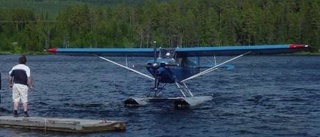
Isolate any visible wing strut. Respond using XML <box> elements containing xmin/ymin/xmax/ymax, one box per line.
<box><xmin>181</xmin><ymin>51</ymin><xmax>251</xmax><ymax>82</ymax></box>
<box><xmin>175</xmin><ymin>82</ymin><xmax>194</xmax><ymax>97</ymax></box>
<box><xmin>98</xmin><ymin>56</ymin><xmax>155</xmax><ymax>80</ymax></box>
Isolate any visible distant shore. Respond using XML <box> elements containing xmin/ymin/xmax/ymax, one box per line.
<box><xmin>293</xmin><ymin>52</ymin><xmax>320</xmax><ymax>56</ymax></box>
<box><xmin>0</xmin><ymin>51</ymin><xmax>49</xmax><ymax>55</ymax></box>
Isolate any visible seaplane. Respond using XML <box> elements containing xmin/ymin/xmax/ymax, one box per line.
<box><xmin>48</xmin><ymin>43</ymin><xmax>309</xmax><ymax>109</ymax></box>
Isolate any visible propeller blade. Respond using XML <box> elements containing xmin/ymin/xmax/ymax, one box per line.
<box><xmin>152</xmin><ymin>41</ymin><xmax>160</xmax><ymax>96</ymax></box>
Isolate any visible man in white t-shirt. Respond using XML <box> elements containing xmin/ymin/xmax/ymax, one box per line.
<box><xmin>8</xmin><ymin>55</ymin><xmax>33</xmax><ymax>117</ymax></box>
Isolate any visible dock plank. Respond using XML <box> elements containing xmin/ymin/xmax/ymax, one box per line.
<box><xmin>0</xmin><ymin>116</ymin><xmax>125</xmax><ymax>133</ymax></box>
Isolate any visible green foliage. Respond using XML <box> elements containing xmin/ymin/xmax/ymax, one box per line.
<box><xmin>0</xmin><ymin>0</ymin><xmax>319</xmax><ymax>53</ymax></box>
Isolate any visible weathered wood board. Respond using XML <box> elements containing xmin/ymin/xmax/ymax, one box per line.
<box><xmin>0</xmin><ymin>116</ymin><xmax>125</xmax><ymax>133</ymax></box>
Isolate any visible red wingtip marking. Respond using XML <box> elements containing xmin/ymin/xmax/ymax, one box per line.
<box><xmin>289</xmin><ymin>44</ymin><xmax>308</xmax><ymax>49</ymax></box>
<box><xmin>48</xmin><ymin>48</ymin><xmax>57</xmax><ymax>53</ymax></box>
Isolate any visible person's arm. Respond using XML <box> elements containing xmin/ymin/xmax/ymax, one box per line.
<box><xmin>8</xmin><ymin>76</ymin><xmax>13</xmax><ymax>88</ymax></box>
<box><xmin>27</xmin><ymin>76</ymin><xmax>33</xmax><ymax>89</ymax></box>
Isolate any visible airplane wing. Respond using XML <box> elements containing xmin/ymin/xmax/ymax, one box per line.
<box><xmin>48</xmin><ymin>44</ymin><xmax>309</xmax><ymax>57</ymax></box>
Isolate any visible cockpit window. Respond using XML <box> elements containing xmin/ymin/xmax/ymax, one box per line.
<box><xmin>159</xmin><ymin>48</ymin><xmax>176</xmax><ymax>58</ymax></box>
<box><xmin>178</xmin><ymin>57</ymin><xmax>198</xmax><ymax>67</ymax></box>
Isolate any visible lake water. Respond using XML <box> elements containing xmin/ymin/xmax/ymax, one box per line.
<box><xmin>0</xmin><ymin>55</ymin><xmax>319</xmax><ymax>137</ymax></box>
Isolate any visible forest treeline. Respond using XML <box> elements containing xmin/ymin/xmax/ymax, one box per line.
<box><xmin>0</xmin><ymin>0</ymin><xmax>319</xmax><ymax>53</ymax></box>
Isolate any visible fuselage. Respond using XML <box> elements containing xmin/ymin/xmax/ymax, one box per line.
<box><xmin>146</xmin><ymin>56</ymin><xmax>200</xmax><ymax>83</ymax></box>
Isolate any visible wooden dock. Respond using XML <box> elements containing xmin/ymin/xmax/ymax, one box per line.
<box><xmin>0</xmin><ymin>116</ymin><xmax>125</xmax><ymax>133</ymax></box>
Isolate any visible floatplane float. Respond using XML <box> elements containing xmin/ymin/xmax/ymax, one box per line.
<box><xmin>48</xmin><ymin>44</ymin><xmax>309</xmax><ymax>109</ymax></box>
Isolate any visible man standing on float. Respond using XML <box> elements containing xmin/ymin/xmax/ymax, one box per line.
<box><xmin>8</xmin><ymin>55</ymin><xmax>33</xmax><ymax>117</ymax></box>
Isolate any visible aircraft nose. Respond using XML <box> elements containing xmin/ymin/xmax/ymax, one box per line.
<box><xmin>152</xmin><ymin>62</ymin><xmax>159</xmax><ymax>68</ymax></box>
<box><xmin>156</xmin><ymin>67</ymin><xmax>166</xmax><ymax>75</ymax></box>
